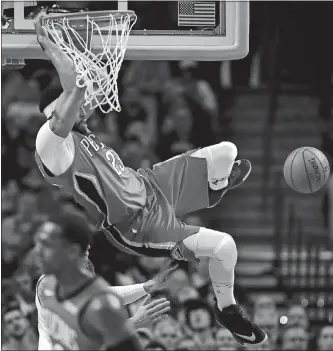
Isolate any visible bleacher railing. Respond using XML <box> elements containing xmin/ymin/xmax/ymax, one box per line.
<box><xmin>274</xmin><ymin>175</ymin><xmax>333</xmax><ymax>326</ymax></box>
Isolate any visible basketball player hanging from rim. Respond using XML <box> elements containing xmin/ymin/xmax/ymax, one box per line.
<box><xmin>34</xmin><ymin>11</ymin><xmax>267</xmax><ymax>346</ymax></box>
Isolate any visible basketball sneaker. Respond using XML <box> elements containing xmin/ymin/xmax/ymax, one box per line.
<box><xmin>225</xmin><ymin>159</ymin><xmax>251</xmax><ymax>190</ymax></box>
<box><xmin>214</xmin><ymin>303</ymin><xmax>267</xmax><ymax>346</ymax></box>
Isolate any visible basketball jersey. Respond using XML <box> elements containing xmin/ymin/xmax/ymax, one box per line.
<box><xmin>36</xmin><ymin>274</ymin><xmax>113</xmax><ymax>350</ymax></box>
<box><xmin>35</xmin><ymin>127</ymin><xmax>152</xmax><ymax>255</ymax></box>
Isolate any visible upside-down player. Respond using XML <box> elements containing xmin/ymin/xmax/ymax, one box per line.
<box><xmin>34</xmin><ymin>12</ymin><xmax>267</xmax><ymax>346</ymax></box>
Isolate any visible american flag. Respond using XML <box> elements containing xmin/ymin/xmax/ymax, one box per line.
<box><xmin>178</xmin><ymin>2</ymin><xmax>216</xmax><ymax>27</ymax></box>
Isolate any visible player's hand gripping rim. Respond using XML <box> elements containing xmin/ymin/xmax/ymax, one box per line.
<box><xmin>33</xmin><ymin>10</ymin><xmax>83</xmax><ymax>93</ymax></box>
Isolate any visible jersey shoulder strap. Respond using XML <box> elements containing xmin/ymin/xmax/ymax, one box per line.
<box><xmin>36</xmin><ymin>274</ymin><xmax>55</xmax><ymax>307</ymax></box>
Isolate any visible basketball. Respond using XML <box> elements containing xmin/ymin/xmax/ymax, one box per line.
<box><xmin>283</xmin><ymin>147</ymin><xmax>331</xmax><ymax>194</ymax></box>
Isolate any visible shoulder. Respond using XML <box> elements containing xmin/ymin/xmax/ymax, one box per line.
<box><xmin>36</xmin><ymin>275</ymin><xmax>55</xmax><ymax>306</ymax></box>
<box><xmin>36</xmin><ymin>122</ymin><xmax>75</xmax><ymax>153</ymax></box>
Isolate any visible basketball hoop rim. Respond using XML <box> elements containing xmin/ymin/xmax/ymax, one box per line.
<box><xmin>41</xmin><ymin>10</ymin><xmax>137</xmax><ymax>26</ymax></box>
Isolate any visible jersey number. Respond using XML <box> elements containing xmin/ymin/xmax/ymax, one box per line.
<box><xmin>106</xmin><ymin>150</ymin><xmax>125</xmax><ymax>176</ymax></box>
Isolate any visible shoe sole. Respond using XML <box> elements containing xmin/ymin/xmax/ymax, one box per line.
<box><xmin>228</xmin><ymin>160</ymin><xmax>252</xmax><ymax>190</ymax></box>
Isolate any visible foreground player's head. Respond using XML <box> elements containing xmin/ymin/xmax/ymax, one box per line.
<box><xmin>34</xmin><ymin>211</ymin><xmax>93</xmax><ymax>275</ymax></box>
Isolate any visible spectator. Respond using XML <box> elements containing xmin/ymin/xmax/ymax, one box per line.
<box><xmin>175</xmin><ymin>336</ymin><xmax>201</xmax><ymax>350</ymax></box>
<box><xmin>12</xmin><ymin>272</ymin><xmax>36</xmax><ymax>321</ymax></box>
<box><xmin>253</xmin><ymin>310</ymin><xmax>280</xmax><ymax>349</ymax></box>
<box><xmin>287</xmin><ymin>305</ymin><xmax>309</xmax><ymax>330</ymax></box>
<box><xmin>282</xmin><ymin>326</ymin><xmax>308</xmax><ymax>351</ymax></box>
<box><xmin>215</xmin><ymin>328</ymin><xmax>238</xmax><ymax>350</ymax></box>
<box><xmin>249</xmin><ymin>338</ymin><xmax>273</xmax><ymax>350</ymax></box>
<box><xmin>137</xmin><ymin>328</ymin><xmax>154</xmax><ymax>349</ymax></box>
<box><xmin>176</xmin><ymin>305</ymin><xmax>193</xmax><ymax>340</ymax></box>
<box><xmin>177</xmin><ymin>286</ymin><xmax>200</xmax><ymax>304</ymax></box>
<box><xmin>178</xmin><ymin>60</ymin><xmax>218</xmax><ymax>119</ymax></box>
<box><xmin>184</xmin><ymin>299</ymin><xmax>216</xmax><ymax>349</ymax></box>
<box><xmin>1</xmin><ymin>180</ymin><xmax>19</xmax><ymax>215</ymax></box>
<box><xmin>2</xmin><ymin>303</ymin><xmax>37</xmax><ymax>350</ymax></box>
<box><xmin>317</xmin><ymin>325</ymin><xmax>333</xmax><ymax>351</ymax></box>
<box><xmin>122</xmin><ymin>61</ymin><xmax>171</xmax><ymax>94</ymax></box>
<box><xmin>254</xmin><ymin>295</ymin><xmax>278</xmax><ymax>313</ymax></box>
<box><xmin>153</xmin><ymin>316</ymin><xmax>181</xmax><ymax>350</ymax></box>
<box><xmin>166</xmin><ymin>268</ymin><xmax>190</xmax><ymax>300</ymax></box>
<box><xmin>176</xmin><ymin>60</ymin><xmax>219</xmax><ymax>146</ymax></box>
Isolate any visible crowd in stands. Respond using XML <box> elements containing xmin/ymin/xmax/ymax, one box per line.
<box><xmin>2</xmin><ymin>59</ymin><xmax>332</xmax><ymax>351</ymax></box>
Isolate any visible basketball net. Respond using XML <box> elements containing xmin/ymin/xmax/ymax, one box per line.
<box><xmin>43</xmin><ymin>12</ymin><xmax>137</xmax><ymax>113</ymax></box>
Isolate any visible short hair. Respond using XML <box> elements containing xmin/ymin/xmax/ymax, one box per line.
<box><xmin>47</xmin><ymin>211</ymin><xmax>93</xmax><ymax>253</ymax></box>
<box><xmin>2</xmin><ymin>301</ymin><xmax>22</xmax><ymax>317</ymax></box>
<box><xmin>183</xmin><ymin>298</ymin><xmax>215</xmax><ymax>329</ymax></box>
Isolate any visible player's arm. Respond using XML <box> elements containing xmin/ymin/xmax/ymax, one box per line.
<box><xmin>34</xmin><ymin>11</ymin><xmax>86</xmax><ymax>139</ymax></box>
<box><xmin>35</xmin><ymin>11</ymin><xmax>106</xmax><ymax>137</ymax></box>
<box><xmin>110</xmin><ymin>259</ymin><xmax>178</xmax><ymax>305</ymax></box>
<box><xmin>82</xmin><ymin>293</ymin><xmax>142</xmax><ymax>350</ymax></box>
<box><xmin>33</xmin><ymin>11</ymin><xmax>86</xmax><ymax>176</ymax></box>
<box><xmin>109</xmin><ymin>284</ymin><xmax>147</xmax><ymax>305</ymax></box>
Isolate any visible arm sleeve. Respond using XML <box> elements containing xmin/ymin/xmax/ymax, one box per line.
<box><xmin>35</xmin><ymin>278</ymin><xmax>53</xmax><ymax>350</ymax></box>
<box><xmin>109</xmin><ymin>284</ymin><xmax>147</xmax><ymax>305</ymax></box>
<box><xmin>35</xmin><ymin>121</ymin><xmax>75</xmax><ymax>176</ymax></box>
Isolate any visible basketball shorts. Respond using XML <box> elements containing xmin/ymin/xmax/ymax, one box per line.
<box><xmin>150</xmin><ymin>150</ymin><xmax>211</xmax><ymax>216</ymax></box>
<box><xmin>133</xmin><ymin>151</ymin><xmax>212</xmax><ymax>249</ymax></box>
<box><xmin>111</xmin><ymin>150</ymin><xmax>224</xmax><ymax>257</ymax></box>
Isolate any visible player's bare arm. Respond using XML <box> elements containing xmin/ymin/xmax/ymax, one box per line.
<box><xmin>110</xmin><ymin>258</ymin><xmax>178</xmax><ymax>304</ymax></box>
<box><xmin>82</xmin><ymin>293</ymin><xmax>142</xmax><ymax>350</ymax></box>
<box><xmin>34</xmin><ymin>11</ymin><xmax>86</xmax><ymax>138</ymax></box>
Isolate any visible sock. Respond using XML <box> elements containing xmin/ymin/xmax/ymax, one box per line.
<box><xmin>182</xmin><ymin>229</ymin><xmax>237</xmax><ymax>311</ymax></box>
<box><xmin>209</xmin><ymin>259</ymin><xmax>236</xmax><ymax>310</ymax></box>
<box><xmin>191</xmin><ymin>142</ymin><xmax>238</xmax><ymax>190</ymax></box>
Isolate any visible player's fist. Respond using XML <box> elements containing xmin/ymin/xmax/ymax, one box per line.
<box><xmin>33</xmin><ymin>11</ymin><xmax>81</xmax><ymax>93</ymax></box>
<box><xmin>33</xmin><ymin>10</ymin><xmax>50</xmax><ymax>49</ymax></box>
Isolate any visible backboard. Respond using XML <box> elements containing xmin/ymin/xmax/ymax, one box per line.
<box><xmin>2</xmin><ymin>1</ymin><xmax>249</xmax><ymax>61</ymax></box>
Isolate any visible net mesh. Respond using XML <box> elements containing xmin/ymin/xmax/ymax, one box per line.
<box><xmin>43</xmin><ymin>11</ymin><xmax>137</xmax><ymax>113</ymax></box>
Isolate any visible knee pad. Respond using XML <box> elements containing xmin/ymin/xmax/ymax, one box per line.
<box><xmin>183</xmin><ymin>229</ymin><xmax>237</xmax><ymax>268</ymax></box>
<box><xmin>212</xmin><ymin>233</ymin><xmax>237</xmax><ymax>270</ymax></box>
